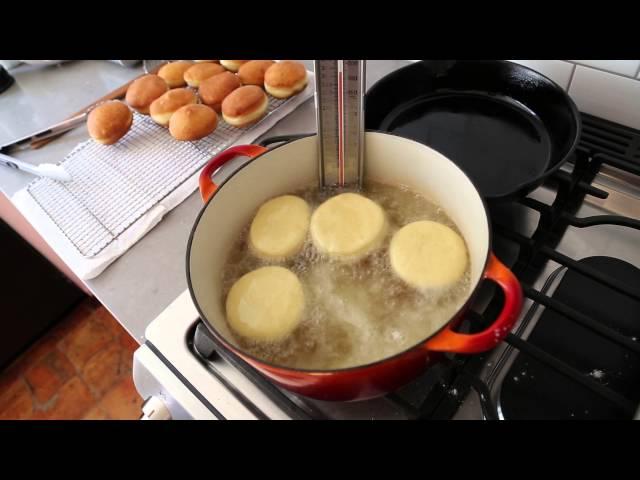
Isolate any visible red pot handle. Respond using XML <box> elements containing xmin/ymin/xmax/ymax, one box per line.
<box><xmin>198</xmin><ymin>144</ymin><xmax>268</xmax><ymax>202</ymax></box>
<box><xmin>425</xmin><ymin>253</ymin><xmax>523</xmax><ymax>354</ymax></box>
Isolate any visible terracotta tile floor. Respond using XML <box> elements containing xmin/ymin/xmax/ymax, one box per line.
<box><xmin>0</xmin><ymin>298</ymin><xmax>143</xmax><ymax>420</ymax></box>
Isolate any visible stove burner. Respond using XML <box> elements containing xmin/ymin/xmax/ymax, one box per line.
<box><xmin>501</xmin><ymin>257</ymin><xmax>640</xmax><ymax>419</ymax></box>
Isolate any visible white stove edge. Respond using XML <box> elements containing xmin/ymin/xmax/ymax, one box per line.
<box><xmin>135</xmin><ymin>289</ymin><xmax>293</xmax><ymax>420</ymax></box>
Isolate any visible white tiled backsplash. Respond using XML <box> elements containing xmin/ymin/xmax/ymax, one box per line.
<box><xmin>407</xmin><ymin>60</ymin><xmax>640</xmax><ymax>130</ymax></box>
<box><xmin>511</xmin><ymin>60</ymin><xmax>640</xmax><ymax>130</ymax></box>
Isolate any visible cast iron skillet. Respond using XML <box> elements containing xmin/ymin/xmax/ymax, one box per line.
<box><xmin>365</xmin><ymin>60</ymin><xmax>582</xmax><ymax>202</ymax></box>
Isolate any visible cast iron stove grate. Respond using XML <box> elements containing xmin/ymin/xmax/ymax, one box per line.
<box><xmin>476</xmin><ymin>112</ymin><xmax>640</xmax><ymax>420</ymax></box>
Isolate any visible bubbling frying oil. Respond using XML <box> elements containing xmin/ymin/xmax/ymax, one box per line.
<box><xmin>221</xmin><ymin>181</ymin><xmax>471</xmax><ymax>370</ymax></box>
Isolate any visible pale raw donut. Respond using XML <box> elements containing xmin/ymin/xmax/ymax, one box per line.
<box><xmin>249</xmin><ymin>195</ymin><xmax>311</xmax><ymax>260</ymax></box>
<box><xmin>389</xmin><ymin>220</ymin><xmax>468</xmax><ymax>290</ymax></box>
<box><xmin>226</xmin><ymin>266</ymin><xmax>305</xmax><ymax>342</ymax></box>
<box><xmin>310</xmin><ymin>193</ymin><xmax>387</xmax><ymax>261</ymax></box>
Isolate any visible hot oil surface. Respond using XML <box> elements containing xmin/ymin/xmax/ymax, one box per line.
<box><xmin>221</xmin><ymin>181</ymin><xmax>471</xmax><ymax>370</ymax></box>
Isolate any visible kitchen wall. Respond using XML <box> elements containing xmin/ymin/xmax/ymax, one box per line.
<box><xmin>510</xmin><ymin>60</ymin><xmax>640</xmax><ymax>131</ymax></box>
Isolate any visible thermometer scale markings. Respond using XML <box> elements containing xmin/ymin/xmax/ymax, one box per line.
<box><xmin>315</xmin><ymin>60</ymin><xmax>364</xmax><ymax>188</ymax></box>
<box><xmin>341</xmin><ymin>60</ymin><xmax>365</xmax><ymax>189</ymax></box>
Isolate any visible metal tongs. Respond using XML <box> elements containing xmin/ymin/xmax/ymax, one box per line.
<box><xmin>314</xmin><ymin>60</ymin><xmax>365</xmax><ymax>190</ymax></box>
<box><xmin>0</xmin><ymin>113</ymin><xmax>87</xmax><ymax>155</ymax></box>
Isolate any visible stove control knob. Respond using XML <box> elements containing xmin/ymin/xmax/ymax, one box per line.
<box><xmin>139</xmin><ymin>396</ymin><xmax>172</xmax><ymax>420</ymax></box>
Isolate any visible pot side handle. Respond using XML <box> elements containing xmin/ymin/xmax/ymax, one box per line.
<box><xmin>259</xmin><ymin>133</ymin><xmax>314</xmax><ymax>148</ymax></box>
<box><xmin>198</xmin><ymin>144</ymin><xmax>268</xmax><ymax>202</ymax></box>
<box><xmin>425</xmin><ymin>253</ymin><xmax>523</xmax><ymax>354</ymax></box>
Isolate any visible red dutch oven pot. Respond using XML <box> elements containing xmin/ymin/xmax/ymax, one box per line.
<box><xmin>187</xmin><ymin>132</ymin><xmax>523</xmax><ymax>401</ymax></box>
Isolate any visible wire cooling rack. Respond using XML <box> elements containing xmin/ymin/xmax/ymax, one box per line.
<box><xmin>26</xmin><ymin>96</ymin><xmax>293</xmax><ymax>258</ymax></box>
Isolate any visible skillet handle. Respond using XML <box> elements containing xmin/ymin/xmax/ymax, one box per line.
<box><xmin>425</xmin><ymin>253</ymin><xmax>523</xmax><ymax>354</ymax></box>
<box><xmin>198</xmin><ymin>144</ymin><xmax>268</xmax><ymax>203</ymax></box>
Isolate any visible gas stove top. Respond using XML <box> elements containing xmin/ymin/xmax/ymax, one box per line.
<box><xmin>133</xmin><ymin>112</ymin><xmax>640</xmax><ymax>420</ymax></box>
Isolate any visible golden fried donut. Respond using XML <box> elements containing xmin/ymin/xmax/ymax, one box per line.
<box><xmin>158</xmin><ymin>61</ymin><xmax>193</xmax><ymax>88</ymax></box>
<box><xmin>221</xmin><ymin>85</ymin><xmax>268</xmax><ymax>127</ymax></box>
<box><xmin>198</xmin><ymin>72</ymin><xmax>241</xmax><ymax>113</ymax></box>
<box><xmin>125</xmin><ymin>74</ymin><xmax>168</xmax><ymax>114</ymax></box>
<box><xmin>87</xmin><ymin>101</ymin><xmax>133</xmax><ymax>145</ymax></box>
<box><xmin>220</xmin><ymin>60</ymin><xmax>248</xmax><ymax>72</ymax></box>
<box><xmin>238</xmin><ymin>60</ymin><xmax>275</xmax><ymax>86</ymax></box>
<box><xmin>149</xmin><ymin>88</ymin><xmax>198</xmax><ymax>126</ymax></box>
<box><xmin>168</xmin><ymin>104</ymin><xmax>218</xmax><ymax>141</ymax></box>
<box><xmin>264</xmin><ymin>61</ymin><xmax>308</xmax><ymax>98</ymax></box>
<box><xmin>184</xmin><ymin>62</ymin><xmax>226</xmax><ymax>88</ymax></box>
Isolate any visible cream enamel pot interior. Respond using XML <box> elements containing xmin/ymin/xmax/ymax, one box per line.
<box><xmin>187</xmin><ymin>132</ymin><xmax>523</xmax><ymax>401</ymax></box>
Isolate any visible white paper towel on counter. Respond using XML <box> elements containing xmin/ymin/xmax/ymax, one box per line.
<box><xmin>11</xmin><ymin>80</ymin><xmax>314</xmax><ymax>280</ymax></box>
